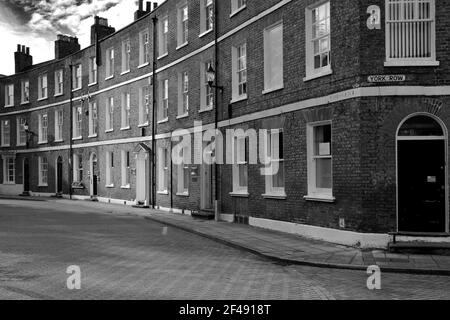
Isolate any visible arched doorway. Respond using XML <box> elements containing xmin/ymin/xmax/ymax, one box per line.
<box><xmin>90</xmin><ymin>153</ymin><xmax>98</xmax><ymax>197</ymax></box>
<box><xmin>397</xmin><ymin>114</ymin><xmax>448</xmax><ymax>233</ymax></box>
<box><xmin>56</xmin><ymin>156</ymin><xmax>63</xmax><ymax>194</ymax></box>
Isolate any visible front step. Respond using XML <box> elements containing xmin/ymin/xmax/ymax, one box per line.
<box><xmin>389</xmin><ymin>241</ymin><xmax>450</xmax><ymax>255</ymax></box>
<box><xmin>191</xmin><ymin>210</ymin><xmax>215</xmax><ymax>220</ymax></box>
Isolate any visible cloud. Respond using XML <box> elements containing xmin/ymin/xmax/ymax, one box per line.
<box><xmin>0</xmin><ymin>0</ymin><xmax>164</xmax><ymax>75</ymax></box>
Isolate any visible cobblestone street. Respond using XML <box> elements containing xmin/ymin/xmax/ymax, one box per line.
<box><xmin>0</xmin><ymin>199</ymin><xmax>449</xmax><ymax>300</ymax></box>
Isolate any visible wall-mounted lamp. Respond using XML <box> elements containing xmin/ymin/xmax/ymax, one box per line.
<box><xmin>206</xmin><ymin>64</ymin><xmax>223</xmax><ymax>93</ymax></box>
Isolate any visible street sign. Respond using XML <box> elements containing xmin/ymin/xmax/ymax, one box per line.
<box><xmin>368</xmin><ymin>75</ymin><xmax>406</xmax><ymax>83</ymax></box>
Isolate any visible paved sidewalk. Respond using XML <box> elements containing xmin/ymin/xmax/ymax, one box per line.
<box><xmin>3</xmin><ymin>197</ymin><xmax>450</xmax><ymax>275</ymax></box>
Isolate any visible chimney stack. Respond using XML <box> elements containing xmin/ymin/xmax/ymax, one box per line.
<box><xmin>134</xmin><ymin>0</ymin><xmax>148</xmax><ymax>20</ymax></box>
<box><xmin>55</xmin><ymin>35</ymin><xmax>80</xmax><ymax>60</ymax></box>
<box><xmin>91</xmin><ymin>16</ymin><xmax>116</xmax><ymax>45</ymax></box>
<box><xmin>14</xmin><ymin>44</ymin><xmax>33</xmax><ymax>73</ymax></box>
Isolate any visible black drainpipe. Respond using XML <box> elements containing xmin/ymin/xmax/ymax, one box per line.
<box><xmin>69</xmin><ymin>63</ymin><xmax>73</xmax><ymax>200</ymax></box>
<box><xmin>151</xmin><ymin>16</ymin><xmax>158</xmax><ymax>209</ymax></box>
<box><xmin>214</xmin><ymin>0</ymin><xmax>220</xmax><ymax>221</ymax></box>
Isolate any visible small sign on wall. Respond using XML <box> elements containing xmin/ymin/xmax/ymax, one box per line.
<box><xmin>367</xmin><ymin>5</ymin><xmax>381</xmax><ymax>30</ymax></box>
<box><xmin>368</xmin><ymin>75</ymin><xmax>406</xmax><ymax>83</ymax></box>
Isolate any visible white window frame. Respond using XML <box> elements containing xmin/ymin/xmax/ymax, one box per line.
<box><xmin>106</xmin><ymin>152</ymin><xmax>114</xmax><ymax>187</ymax></box>
<box><xmin>263</xmin><ymin>21</ymin><xmax>284</xmax><ymax>93</ymax></box>
<box><xmin>158</xmin><ymin>16</ymin><xmax>169</xmax><ymax>58</ymax></box>
<box><xmin>54</xmin><ymin>110</ymin><xmax>64</xmax><ymax>142</ymax></box>
<box><xmin>139</xmin><ymin>29</ymin><xmax>150</xmax><ymax>66</ymax></box>
<box><xmin>2</xmin><ymin>155</ymin><xmax>15</xmax><ymax>184</ymax></box>
<box><xmin>5</xmin><ymin>84</ymin><xmax>14</xmax><ymax>107</ymax></box>
<box><xmin>121</xmin><ymin>150</ymin><xmax>131</xmax><ymax>188</ymax></box>
<box><xmin>55</xmin><ymin>69</ymin><xmax>64</xmax><ymax>96</ymax></box>
<box><xmin>121</xmin><ymin>39</ymin><xmax>131</xmax><ymax>74</ymax></box>
<box><xmin>139</xmin><ymin>85</ymin><xmax>150</xmax><ymax>126</ymax></box>
<box><xmin>177</xmin><ymin>71</ymin><xmax>189</xmax><ymax>117</ymax></box>
<box><xmin>230</xmin><ymin>0</ymin><xmax>247</xmax><ymax>17</ymax></box>
<box><xmin>200</xmin><ymin>61</ymin><xmax>213</xmax><ymax>111</ymax></box>
<box><xmin>200</xmin><ymin>0</ymin><xmax>214</xmax><ymax>36</ymax></box>
<box><xmin>121</xmin><ymin>92</ymin><xmax>131</xmax><ymax>130</ymax></box>
<box><xmin>177</xmin><ymin>144</ymin><xmax>190</xmax><ymax>196</ymax></box>
<box><xmin>89</xmin><ymin>57</ymin><xmax>97</xmax><ymax>85</ymax></box>
<box><xmin>72</xmin><ymin>65</ymin><xmax>82</xmax><ymax>91</ymax></box>
<box><xmin>304</xmin><ymin>1</ymin><xmax>332</xmax><ymax>81</ymax></box>
<box><xmin>305</xmin><ymin>121</ymin><xmax>334</xmax><ymax>202</ymax></box>
<box><xmin>232</xmin><ymin>135</ymin><xmax>248</xmax><ymax>195</ymax></box>
<box><xmin>1</xmin><ymin>120</ymin><xmax>11</xmax><ymax>147</ymax></box>
<box><xmin>38</xmin><ymin>113</ymin><xmax>48</xmax><ymax>144</ymax></box>
<box><xmin>73</xmin><ymin>154</ymin><xmax>83</xmax><ymax>183</ymax></box>
<box><xmin>106</xmin><ymin>47</ymin><xmax>115</xmax><ymax>79</ymax></box>
<box><xmin>37</xmin><ymin>74</ymin><xmax>48</xmax><ymax>100</ymax></box>
<box><xmin>17</xmin><ymin>117</ymin><xmax>27</xmax><ymax>146</ymax></box>
<box><xmin>89</xmin><ymin>102</ymin><xmax>98</xmax><ymax>137</ymax></box>
<box><xmin>21</xmin><ymin>80</ymin><xmax>29</xmax><ymax>104</ymax></box>
<box><xmin>158</xmin><ymin>79</ymin><xmax>169</xmax><ymax>122</ymax></box>
<box><xmin>73</xmin><ymin>106</ymin><xmax>82</xmax><ymax>139</ymax></box>
<box><xmin>231</xmin><ymin>43</ymin><xmax>248</xmax><ymax>102</ymax></box>
<box><xmin>263</xmin><ymin>129</ymin><xmax>286</xmax><ymax>198</ymax></box>
<box><xmin>106</xmin><ymin>97</ymin><xmax>114</xmax><ymax>132</ymax></box>
<box><xmin>177</xmin><ymin>3</ymin><xmax>189</xmax><ymax>48</ymax></box>
<box><xmin>157</xmin><ymin>147</ymin><xmax>169</xmax><ymax>193</ymax></box>
<box><xmin>385</xmin><ymin>0</ymin><xmax>438</xmax><ymax>67</ymax></box>
<box><xmin>38</xmin><ymin>156</ymin><xmax>48</xmax><ymax>187</ymax></box>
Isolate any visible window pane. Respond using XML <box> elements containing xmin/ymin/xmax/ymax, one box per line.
<box><xmin>316</xmin><ymin>158</ymin><xmax>332</xmax><ymax>189</ymax></box>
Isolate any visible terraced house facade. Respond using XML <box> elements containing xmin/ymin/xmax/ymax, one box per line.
<box><xmin>1</xmin><ymin>0</ymin><xmax>450</xmax><ymax>249</ymax></box>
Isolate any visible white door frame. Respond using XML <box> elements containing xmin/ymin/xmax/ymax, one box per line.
<box><xmin>395</xmin><ymin>112</ymin><xmax>449</xmax><ymax>234</ymax></box>
<box><xmin>135</xmin><ymin>150</ymin><xmax>150</xmax><ymax>206</ymax></box>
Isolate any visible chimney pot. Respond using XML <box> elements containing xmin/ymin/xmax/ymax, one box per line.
<box><xmin>146</xmin><ymin>1</ymin><xmax>151</xmax><ymax>11</ymax></box>
<box><xmin>26</xmin><ymin>47</ymin><xmax>30</xmax><ymax>55</ymax></box>
<box><xmin>153</xmin><ymin>2</ymin><xmax>158</xmax><ymax>10</ymax></box>
<box><xmin>139</xmin><ymin>0</ymin><xmax>143</xmax><ymax>11</ymax></box>
<box><xmin>17</xmin><ymin>44</ymin><xmax>20</xmax><ymax>52</ymax></box>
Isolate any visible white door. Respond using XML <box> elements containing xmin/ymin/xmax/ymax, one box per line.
<box><xmin>201</xmin><ymin>163</ymin><xmax>213</xmax><ymax>210</ymax></box>
<box><xmin>136</xmin><ymin>152</ymin><xmax>148</xmax><ymax>204</ymax></box>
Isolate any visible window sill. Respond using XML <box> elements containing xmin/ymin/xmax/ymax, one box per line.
<box><xmin>37</xmin><ymin>97</ymin><xmax>48</xmax><ymax>102</ymax></box>
<box><xmin>21</xmin><ymin>101</ymin><xmax>30</xmax><ymax>105</ymax></box>
<box><xmin>384</xmin><ymin>60</ymin><xmax>440</xmax><ymax>67</ymax></box>
<box><xmin>106</xmin><ymin>184</ymin><xmax>115</xmax><ymax>188</ymax></box>
<box><xmin>121</xmin><ymin>70</ymin><xmax>130</xmax><ymax>76</ymax></box>
<box><xmin>38</xmin><ymin>141</ymin><xmax>47</xmax><ymax>145</ymax></box>
<box><xmin>176</xmin><ymin>113</ymin><xmax>189</xmax><ymax>120</ymax></box>
<box><xmin>157</xmin><ymin>118</ymin><xmax>169</xmax><ymax>124</ymax></box>
<box><xmin>262</xmin><ymin>85</ymin><xmax>284</xmax><ymax>95</ymax></box>
<box><xmin>2</xmin><ymin>182</ymin><xmax>15</xmax><ymax>185</ymax></box>
<box><xmin>120</xmin><ymin>126</ymin><xmax>131</xmax><ymax>131</ymax></box>
<box><xmin>88</xmin><ymin>82</ymin><xmax>97</xmax><ymax>87</ymax></box>
<box><xmin>54</xmin><ymin>93</ymin><xmax>63</xmax><ymax>97</ymax></box>
<box><xmin>199</xmin><ymin>29</ymin><xmax>213</xmax><ymax>38</ymax></box>
<box><xmin>199</xmin><ymin>106</ymin><xmax>213</xmax><ymax>113</ymax></box>
<box><xmin>71</xmin><ymin>88</ymin><xmax>81</xmax><ymax>93</ymax></box>
<box><xmin>38</xmin><ymin>184</ymin><xmax>48</xmax><ymax>187</ymax></box>
<box><xmin>105</xmin><ymin>75</ymin><xmax>114</xmax><ymax>81</ymax></box>
<box><xmin>1</xmin><ymin>145</ymin><xmax>11</xmax><ymax>148</ymax></box>
<box><xmin>54</xmin><ymin>139</ymin><xmax>64</xmax><ymax>143</ymax></box>
<box><xmin>16</xmin><ymin>143</ymin><xmax>26</xmax><ymax>147</ymax></box>
<box><xmin>176</xmin><ymin>42</ymin><xmax>189</xmax><ymax>50</ymax></box>
<box><xmin>105</xmin><ymin>129</ymin><xmax>114</xmax><ymax>133</ymax></box>
<box><xmin>157</xmin><ymin>53</ymin><xmax>168</xmax><ymax>60</ymax></box>
<box><xmin>4</xmin><ymin>105</ymin><xmax>14</xmax><ymax>108</ymax></box>
<box><xmin>304</xmin><ymin>195</ymin><xmax>336</xmax><ymax>203</ymax></box>
<box><xmin>230</xmin><ymin>5</ymin><xmax>247</xmax><ymax>17</ymax></box>
<box><xmin>230</xmin><ymin>95</ymin><xmax>248</xmax><ymax>104</ymax></box>
<box><xmin>138</xmin><ymin>62</ymin><xmax>149</xmax><ymax>69</ymax></box>
<box><xmin>303</xmin><ymin>68</ymin><xmax>333</xmax><ymax>82</ymax></box>
<box><xmin>230</xmin><ymin>192</ymin><xmax>249</xmax><ymax>198</ymax></box>
<box><xmin>262</xmin><ymin>193</ymin><xmax>287</xmax><ymax>200</ymax></box>
<box><xmin>88</xmin><ymin>134</ymin><xmax>98</xmax><ymax>139</ymax></box>
<box><xmin>121</xmin><ymin>185</ymin><xmax>131</xmax><ymax>189</ymax></box>
<box><xmin>176</xmin><ymin>192</ymin><xmax>189</xmax><ymax>197</ymax></box>
<box><xmin>72</xmin><ymin>137</ymin><xmax>82</xmax><ymax>141</ymax></box>
<box><xmin>138</xmin><ymin>123</ymin><xmax>149</xmax><ymax>128</ymax></box>
<box><xmin>157</xmin><ymin>191</ymin><xmax>169</xmax><ymax>195</ymax></box>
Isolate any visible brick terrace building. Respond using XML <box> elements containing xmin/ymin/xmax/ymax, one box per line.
<box><xmin>1</xmin><ymin>0</ymin><xmax>450</xmax><ymax>248</ymax></box>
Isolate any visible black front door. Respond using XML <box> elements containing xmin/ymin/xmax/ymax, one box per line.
<box><xmin>398</xmin><ymin>140</ymin><xmax>446</xmax><ymax>233</ymax></box>
<box><xmin>23</xmin><ymin>158</ymin><xmax>30</xmax><ymax>192</ymax></box>
<box><xmin>57</xmin><ymin>158</ymin><xmax>63</xmax><ymax>194</ymax></box>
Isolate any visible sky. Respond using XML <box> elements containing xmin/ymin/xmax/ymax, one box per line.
<box><xmin>0</xmin><ymin>0</ymin><xmax>164</xmax><ymax>76</ymax></box>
